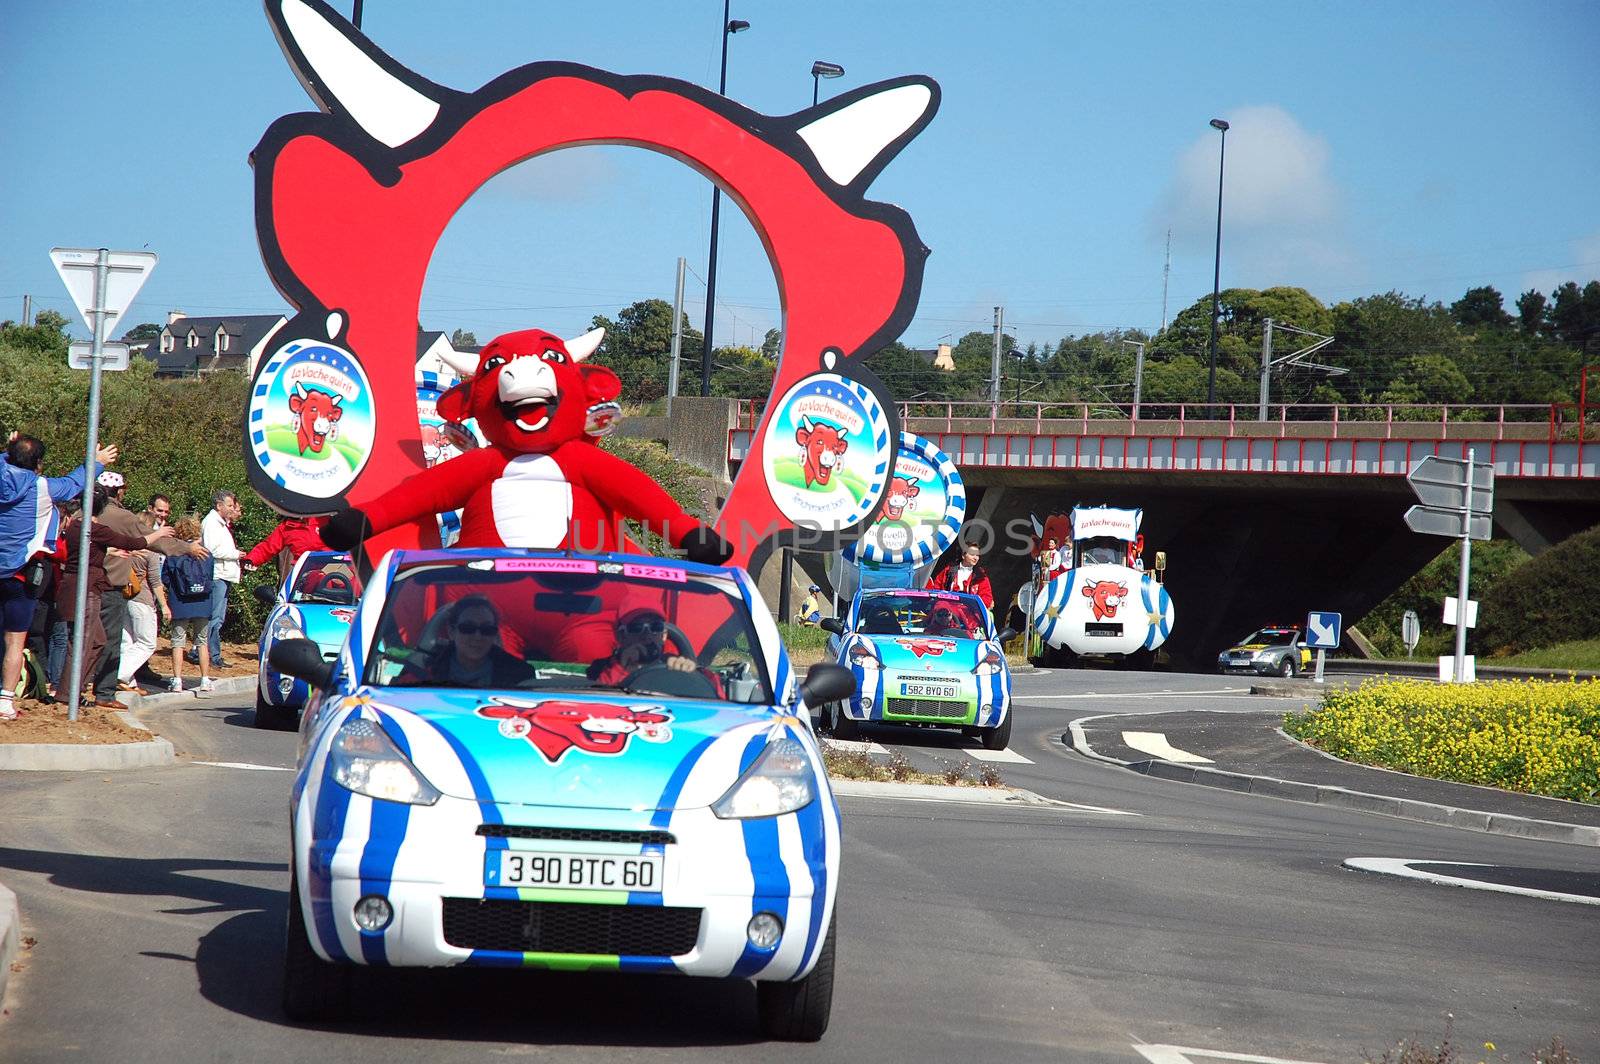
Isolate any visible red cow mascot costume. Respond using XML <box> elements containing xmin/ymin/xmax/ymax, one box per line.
<box><xmin>322</xmin><ymin>327</ymin><xmax>731</xmax><ymax>565</ymax></box>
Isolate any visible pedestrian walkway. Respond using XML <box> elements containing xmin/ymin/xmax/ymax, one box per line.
<box><xmin>1069</xmin><ymin>708</ymin><xmax>1600</xmax><ymax>845</ymax></box>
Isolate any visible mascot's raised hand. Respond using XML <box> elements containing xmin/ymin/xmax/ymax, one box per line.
<box><xmin>323</xmin><ymin>327</ymin><xmax>731</xmax><ymax>565</ymax></box>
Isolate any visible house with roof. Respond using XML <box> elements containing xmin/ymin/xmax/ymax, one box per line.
<box><xmin>910</xmin><ymin>342</ymin><xmax>956</xmax><ymax>371</ymax></box>
<box><xmin>148</xmin><ymin>311</ymin><xmax>287</xmax><ymax>376</ymax></box>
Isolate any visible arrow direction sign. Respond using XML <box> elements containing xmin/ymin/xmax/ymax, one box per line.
<box><xmin>1405</xmin><ymin>504</ymin><xmax>1493</xmax><ymax>541</ymax></box>
<box><xmin>50</xmin><ymin>247</ymin><xmax>158</xmax><ymax>340</ymax></box>
<box><xmin>1406</xmin><ymin>454</ymin><xmax>1494</xmax><ymax>513</ymax></box>
<box><xmin>1306</xmin><ymin>611</ymin><xmax>1341</xmax><ymax>650</ymax></box>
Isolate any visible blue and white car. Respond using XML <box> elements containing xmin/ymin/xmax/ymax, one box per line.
<box><xmin>254</xmin><ymin>551</ymin><xmax>359</xmax><ymax>730</ymax></box>
<box><xmin>268</xmin><ymin>548</ymin><xmax>852</xmax><ymax>1041</ymax></box>
<box><xmin>821</xmin><ymin>588</ymin><xmax>1015</xmax><ymax>750</ymax></box>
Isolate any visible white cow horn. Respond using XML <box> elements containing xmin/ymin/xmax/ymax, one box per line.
<box><xmin>269</xmin><ymin>0</ymin><xmax>446</xmax><ymax>148</ymax></box>
<box><xmin>293</xmin><ymin>381</ymin><xmax>308</xmax><ymax>399</ymax></box>
<box><xmin>795</xmin><ymin>79</ymin><xmax>938</xmax><ymax>187</ymax></box>
<box><xmin>562</xmin><ymin>327</ymin><xmax>605</xmax><ymax>363</ymax></box>
<box><xmin>439</xmin><ymin>348</ymin><xmax>479</xmax><ymax>379</ymax></box>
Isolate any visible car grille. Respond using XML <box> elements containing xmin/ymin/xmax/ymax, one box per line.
<box><xmin>477</xmin><ymin>825</ymin><xmax>675</xmax><ymax>846</ymax></box>
<box><xmin>442</xmin><ymin>898</ymin><xmax>701</xmax><ymax>956</ymax></box>
<box><xmin>885</xmin><ymin>697</ymin><xmax>969</xmax><ymax>719</ymax></box>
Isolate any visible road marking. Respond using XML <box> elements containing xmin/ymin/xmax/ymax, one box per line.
<box><xmin>1134</xmin><ymin>1046</ymin><xmax>1329</xmax><ymax>1064</ymax></box>
<box><xmin>1121</xmin><ymin>731</ymin><xmax>1214</xmax><ymax>763</ymax></box>
<box><xmin>966</xmin><ymin>747</ymin><xmax>1033</xmax><ymax>764</ymax></box>
<box><xmin>1018</xmin><ymin>688</ymin><xmax>1251</xmax><ymax>700</ymax></box>
<box><xmin>191</xmin><ymin>761</ymin><xmax>294</xmax><ymax>772</ymax></box>
<box><xmin>1344</xmin><ymin>858</ymin><xmax>1600</xmax><ymax>907</ymax></box>
<box><xmin>824</xmin><ymin>739</ymin><xmax>888</xmax><ymax>755</ymax></box>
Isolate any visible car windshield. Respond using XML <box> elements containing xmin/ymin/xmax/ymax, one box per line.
<box><xmin>1244</xmin><ymin>629</ymin><xmax>1299</xmax><ymax>647</ymax></box>
<box><xmin>291</xmin><ymin>556</ymin><xmax>358</xmax><ymax>605</ymax></box>
<box><xmin>363</xmin><ymin>558</ymin><xmax>771</xmax><ymax>704</ymax></box>
<box><xmin>1076</xmin><ymin>537</ymin><xmax>1126</xmax><ymax>566</ymax></box>
<box><xmin>856</xmin><ymin>593</ymin><xmax>987</xmax><ymax>639</ymax></box>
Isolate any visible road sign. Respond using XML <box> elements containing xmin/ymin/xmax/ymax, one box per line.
<box><xmin>1439</xmin><ymin>655</ymin><xmax>1476</xmax><ymax>683</ymax></box>
<box><xmin>1404</xmin><ymin>504</ymin><xmax>1493</xmax><ymax>541</ymax></box>
<box><xmin>1306</xmin><ymin>611</ymin><xmax>1341</xmax><ymax>650</ymax></box>
<box><xmin>1401</xmin><ymin>610</ymin><xmax>1420</xmax><ymax>656</ymax></box>
<box><xmin>1406</xmin><ymin>454</ymin><xmax>1494</xmax><ymax>513</ymax></box>
<box><xmin>50</xmin><ymin>248</ymin><xmax>158</xmax><ymax>339</ymax></box>
<box><xmin>67</xmin><ymin>341</ymin><xmax>130</xmax><ymax>371</ymax></box>
<box><xmin>1442</xmin><ymin>596</ymin><xmax>1478</xmax><ymax>628</ymax></box>
<box><xmin>1017</xmin><ymin>582</ymin><xmax>1036</xmax><ymax>611</ymax></box>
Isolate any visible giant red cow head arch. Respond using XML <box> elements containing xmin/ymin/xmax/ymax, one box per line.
<box><xmin>247</xmin><ymin>0</ymin><xmax>936</xmax><ymax>570</ymax></box>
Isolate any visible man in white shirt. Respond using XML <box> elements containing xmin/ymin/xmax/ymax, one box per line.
<box><xmin>199</xmin><ymin>490</ymin><xmax>244</xmax><ymax>668</ymax></box>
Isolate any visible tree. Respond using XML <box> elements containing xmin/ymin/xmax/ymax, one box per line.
<box><xmin>1328</xmin><ymin>292</ymin><xmax>1463</xmax><ymax>403</ymax></box>
<box><xmin>449</xmin><ymin>328</ymin><xmax>479</xmax><ymax>349</ymax></box>
<box><xmin>865</xmin><ymin>342</ymin><xmax>957</xmax><ymax>404</ymax></box>
<box><xmin>709</xmin><ymin>345</ymin><xmax>774</xmax><ymax>399</ymax></box>
<box><xmin>761</xmin><ymin>328</ymin><xmax>781</xmax><ymax>360</ymax></box>
<box><xmin>1449</xmin><ymin>286</ymin><xmax>1513</xmax><ymax>331</ymax></box>
<box><xmin>0</xmin><ymin>310</ymin><xmax>71</xmax><ymax>357</ymax></box>
<box><xmin>1379</xmin><ymin>353</ymin><xmax>1473</xmax><ymax>405</ymax></box>
<box><xmin>1549</xmin><ymin>280</ymin><xmax>1600</xmax><ymax>355</ymax></box>
<box><xmin>122</xmin><ymin>322</ymin><xmax>162</xmax><ymax>345</ymax></box>
<box><xmin>588</xmin><ymin>299</ymin><xmax>702</xmax><ymax>403</ymax></box>
<box><xmin>1515</xmin><ymin>289</ymin><xmax>1548</xmax><ymax>335</ymax></box>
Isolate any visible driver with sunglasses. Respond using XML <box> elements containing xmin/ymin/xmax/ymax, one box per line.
<box><xmin>587</xmin><ymin>604</ymin><xmax>723</xmax><ymax>696</ymax></box>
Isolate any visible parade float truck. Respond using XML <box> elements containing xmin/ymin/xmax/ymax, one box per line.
<box><xmin>1029</xmin><ymin>506</ymin><xmax>1174</xmax><ymax>668</ymax></box>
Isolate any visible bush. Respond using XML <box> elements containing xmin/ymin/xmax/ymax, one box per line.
<box><xmin>1356</xmin><ymin>538</ymin><xmax>1528</xmax><ymax>658</ymax></box>
<box><xmin>1285</xmin><ymin>678</ymin><xmax>1600</xmax><ymax>802</ymax></box>
<box><xmin>1478</xmin><ymin>523</ymin><xmax>1600</xmax><ymax>655</ymax></box>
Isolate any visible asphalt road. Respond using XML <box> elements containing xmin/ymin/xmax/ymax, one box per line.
<box><xmin>2</xmin><ymin>670</ymin><xmax>1598</xmax><ymax>1063</ymax></box>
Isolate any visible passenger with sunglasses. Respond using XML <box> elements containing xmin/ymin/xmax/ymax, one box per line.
<box><xmin>587</xmin><ymin>604</ymin><xmax>722</xmax><ymax>696</ymax></box>
<box><xmin>397</xmin><ymin>595</ymin><xmax>536</xmax><ymax>689</ymax></box>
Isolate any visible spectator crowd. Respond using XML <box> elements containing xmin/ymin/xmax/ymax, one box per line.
<box><xmin>0</xmin><ymin>431</ymin><xmax>326</xmax><ymax>721</ymax></box>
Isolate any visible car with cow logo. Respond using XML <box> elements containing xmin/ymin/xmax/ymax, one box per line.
<box><xmin>1216</xmin><ymin>626</ymin><xmax>1312</xmax><ymax>677</ymax></box>
<box><xmin>267</xmin><ymin>548</ymin><xmax>853</xmax><ymax>1040</ymax></box>
<box><xmin>253</xmin><ymin>550</ymin><xmax>359</xmax><ymax>730</ymax></box>
<box><xmin>819</xmin><ymin>587</ymin><xmax>1015</xmax><ymax>750</ymax></box>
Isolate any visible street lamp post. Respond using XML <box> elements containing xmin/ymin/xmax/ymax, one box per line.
<box><xmin>700</xmin><ymin>4</ymin><xmax>750</xmax><ymax>396</ymax></box>
<box><xmin>1205</xmin><ymin>117</ymin><xmax>1230</xmax><ymax>411</ymax></box>
<box><xmin>811</xmin><ymin>60</ymin><xmax>844</xmax><ymax>106</ymax></box>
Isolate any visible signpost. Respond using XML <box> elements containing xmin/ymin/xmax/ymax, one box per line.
<box><xmin>1404</xmin><ymin>452</ymin><xmax>1494</xmax><ymax>684</ymax></box>
<box><xmin>1401</xmin><ymin>609</ymin><xmax>1420</xmax><ymax>658</ymax></box>
<box><xmin>1305</xmin><ymin>611</ymin><xmax>1341</xmax><ymax>684</ymax></box>
<box><xmin>50</xmin><ymin>247</ymin><xmax>157</xmax><ymax>720</ymax></box>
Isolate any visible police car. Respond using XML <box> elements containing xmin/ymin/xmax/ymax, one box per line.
<box><xmin>1216</xmin><ymin>626</ymin><xmax>1311</xmax><ymax>677</ymax></box>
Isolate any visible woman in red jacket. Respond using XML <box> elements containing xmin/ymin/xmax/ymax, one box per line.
<box><xmin>242</xmin><ymin>515</ymin><xmax>328</xmax><ymax>580</ymax></box>
<box><xmin>927</xmin><ymin>543</ymin><xmax>994</xmax><ymax>609</ymax></box>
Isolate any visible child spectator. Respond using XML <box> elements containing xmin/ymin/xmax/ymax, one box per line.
<box><xmin>161</xmin><ymin>516</ymin><xmax>215</xmax><ymax>693</ymax></box>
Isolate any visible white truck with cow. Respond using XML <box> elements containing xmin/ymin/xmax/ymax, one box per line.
<box><xmin>1027</xmin><ymin>505</ymin><xmax>1175</xmax><ymax>668</ymax></box>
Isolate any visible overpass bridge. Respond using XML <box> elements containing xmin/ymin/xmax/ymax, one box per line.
<box><xmin>719</xmin><ymin>399</ymin><xmax>1600</xmax><ymax>665</ymax></box>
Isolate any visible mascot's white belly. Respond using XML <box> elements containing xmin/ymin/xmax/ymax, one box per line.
<box><xmin>491</xmin><ymin>453</ymin><xmax>575</xmax><ymax>547</ymax></box>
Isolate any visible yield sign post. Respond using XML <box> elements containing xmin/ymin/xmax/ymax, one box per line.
<box><xmin>50</xmin><ymin>247</ymin><xmax>158</xmax><ymax>720</ymax></box>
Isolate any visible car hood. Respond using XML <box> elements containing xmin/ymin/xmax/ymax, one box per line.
<box><xmin>365</xmin><ymin>689</ymin><xmax>781</xmax><ymax>811</ymax></box>
<box><xmin>862</xmin><ymin>633</ymin><xmax>986</xmax><ymax>671</ymax></box>
<box><xmin>299</xmin><ymin>605</ymin><xmax>355</xmax><ymax>652</ymax></box>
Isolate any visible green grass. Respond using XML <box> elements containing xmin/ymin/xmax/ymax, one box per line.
<box><xmin>1492</xmin><ymin>639</ymin><xmax>1600</xmax><ymax>671</ymax></box>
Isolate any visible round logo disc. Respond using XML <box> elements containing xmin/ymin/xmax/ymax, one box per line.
<box><xmin>762</xmin><ymin>373</ymin><xmax>893</xmax><ymax>530</ymax></box>
<box><xmin>248</xmin><ymin>340</ymin><xmax>374</xmax><ymax>499</ymax></box>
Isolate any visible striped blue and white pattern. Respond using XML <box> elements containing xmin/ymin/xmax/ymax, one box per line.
<box><xmin>842</xmin><ymin>432</ymin><xmax>966</xmax><ymax>568</ymax></box>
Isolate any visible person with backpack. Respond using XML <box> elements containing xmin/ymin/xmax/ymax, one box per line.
<box><xmin>161</xmin><ymin>515</ymin><xmax>215</xmax><ymax>693</ymax></box>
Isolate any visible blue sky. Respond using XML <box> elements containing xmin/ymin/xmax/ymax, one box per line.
<box><xmin>3</xmin><ymin>0</ymin><xmax>1597</xmax><ymax>354</ymax></box>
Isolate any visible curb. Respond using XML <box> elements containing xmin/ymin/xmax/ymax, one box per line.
<box><xmin>0</xmin><ymin>675</ymin><xmax>256</xmax><ymax>772</ymax></box>
<box><xmin>1065</xmin><ymin>714</ymin><xmax>1600</xmax><ymax>849</ymax></box>
<box><xmin>831</xmin><ymin>778</ymin><xmax>1055</xmax><ymax>806</ymax></box>
<box><xmin>0</xmin><ymin>882</ymin><xmax>17</xmax><ymax>1013</ymax></box>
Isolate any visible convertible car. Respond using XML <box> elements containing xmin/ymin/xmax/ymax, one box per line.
<box><xmin>253</xmin><ymin>551</ymin><xmax>358</xmax><ymax>730</ymax></box>
<box><xmin>822</xmin><ymin>588</ymin><xmax>1015</xmax><ymax>750</ymax></box>
<box><xmin>268</xmin><ymin>548</ymin><xmax>853</xmax><ymax>1041</ymax></box>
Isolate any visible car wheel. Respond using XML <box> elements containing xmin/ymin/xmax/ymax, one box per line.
<box><xmin>255</xmin><ymin>688</ymin><xmax>297</xmax><ymax>731</ymax></box>
<box><xmin>980</xmin><ymin>711</ymin><xmax>1013</xmax><ymax>751</ymax></box>
<box><xmin>1278</xmin><ymin>656</ymin><xmax>1295</xmax><ymax>678</ymax></box>
<box><xmin>829</xmin><ymin>702</ymin><xmax>860</xmax><ymax>742</ymax></box>
<box><xmin>281</xmin><ymin>871</ymin><xmax>352</xmax><ymax>1022</ymax></box>
<box><xmin>756</xmin><ymin>908</ymin><xmax>836</xmax><ymax>1042</ymax></box>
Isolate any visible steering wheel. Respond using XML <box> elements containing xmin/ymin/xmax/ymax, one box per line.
<box><xmin>620</xmin><ymin>660</ymin><xmax>721</xmax><ymax>699</ymax></box>
<box><xmin>320</xmin><ymin>572</ymin><xmax>354</xmax><ymax>603</ymax></box>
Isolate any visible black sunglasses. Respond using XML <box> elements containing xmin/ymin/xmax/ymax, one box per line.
<box><xmin>617</xmin><ymin>618</ymin><xmax>666</xmax><ymax>635</ymax></box>
<box><xmin>454</xmin><ymin>621</ymin><xmax>497</xmax><ymax>636</ymax></box>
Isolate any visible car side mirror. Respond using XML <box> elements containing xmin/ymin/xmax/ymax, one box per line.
<box><xmin>268</xmin><ymin>637</ymin><xmax>333</xmax><ymax>690</ymax></box>
<box><xmin>799</xmin><ymin>664</ymin><xmax>854</xmax><ymax>707</ymax></box>
<box><xmin>995</xmin><ymin>626</ymin><xmax>1018</xmax><ymax>643</ymax></box>
<box><xmin>1154</xmin><ymin>551</ymin><xmax>1167</xmax><ymax>572</ymax></box>
<box><xmin>819</xmin><ymin>617</ymin><xmax>846</xmax><ymax>636</ymax></box>
<box><xmin>253</xmin><ymin>584</ymin><xmax>279</xmax><ymax>607</ymax></box>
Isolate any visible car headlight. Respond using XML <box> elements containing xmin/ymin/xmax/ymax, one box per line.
<box><xmin>270</xmin><ymin>615</ymin><xmax>305</xmax><ymax>643</ymax></box>
<box><xmin>329</xmin><ymin>718</ymin><xmax>441</xmax><ymax>806</ymax></box>
<box><xmin>712</xmin><ymin>737</ymin><xmax>816</xmax><ymax>819</ymax></box>
<box><xmin>848</xmin><ymin>643</ymin><xmax>882</xmax><ymax>671</ymax></box>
